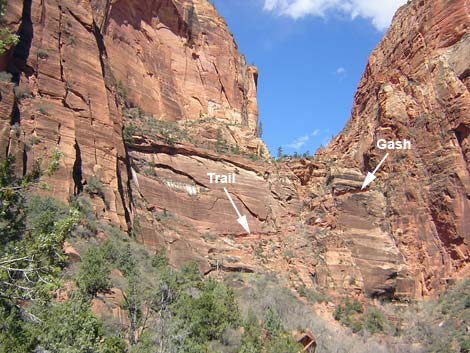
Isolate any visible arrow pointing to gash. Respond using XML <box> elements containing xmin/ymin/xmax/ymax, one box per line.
<box><xmin>223</xmin><ymin>187</ymin><xmax>251</xmax><ymax>234</ymax></box>
<box><xmin>361</xmin><ymin>153</ymin><xmax>389</xmax><ymax>190</ymax></box>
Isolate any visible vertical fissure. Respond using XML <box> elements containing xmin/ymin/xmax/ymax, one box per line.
<box><xmin>10</xmin><ymin>0</ymin><xmax>33</xmax><ymax>81</ymax></box>
<box><xmin>73</xmin><ymin>140</ymin><xmax>83</xmax><ymax>195</ymax></box>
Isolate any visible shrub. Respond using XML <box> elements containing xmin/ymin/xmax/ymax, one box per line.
<box><xmin>0</xmin><ymin>28</ymin><xmax>19</xmax><ymax>55</ymax></box>
<box><xmin>363</xmin><ymin>308</ymin><xmax>387</xmax><ymax>334</ymax></box>
<box><xmin>37</xmin><ymin>106</ymin><xmax>49</xmax><ymax>115</ymax></box>
<box><xmin>76</xmin><ymin>246</ymin><xmax>112</xmax><ymax>297</ymax></box>
<box><xmin>84</xmin><ymin>175</ymin><xmax>105</xmax><ymax>197</ymax></box>
<box><xmin>0</xmin><ymin>302</ymin><xmax>37</xmax><ymax>353</ymax></box>
<box><xmin>38</xmin><ymin>297</ymin><xmax>105</xmax><ymax>353</ymax></box>
<box><xmin>28</xmin><ymin>136</ymin><xmax>41</xmax><ymax>146</ymax></box>
<box><xmin>334</xmin><ymin>298</ymin><xmax>366</xmax><ymax>332</ymax></box>
<box><xmin>172</xmin><ymin>278</ymin><xmax>240</xmax><ymax>344</ymax></box>
<box><xmin>68</xmin><ymin>195</ymin><xmax>98</xmax><ymax>238</ymax></box>
<box><xmin>116</xmin><ymin>81</ymin><xmax>127</xmax><ymax>103</ymax></box>
<box><xmin>265</xmin><ymin>334</ymin><xmax>303</xmax><ymax>353</ymax></box>
<box><xmin>26</xmin><ymin>196</ymin><xmax>68</xmax><ymax>235</ymax></box>
<box><xmin>463</xmin><ymin>296</ymin><xmax>470</xmax><ymax>310</ymax></box>
<box><xmin>46</xmin><ymin>149</ymin><xmax>63</xmax><ymax>176</ymax></box>
<box><xmin>152</xmin><ymin>248</ymin><xmax>169</xmax><ymax>270</ymax></box>
<box><xmin>123</xmin><ymin>124</ymin><xmax>140</xmax><ymax>144</ymax></box>
<box><xmin>37</xmin><ymin>49</ymin><xmax>49</xmax><ymax>59</ymax></box>
<box><xmin>84</xmin><ymin>175</ymin><xmax>109</xmax><ymax>209</ymax></box>
<box><xmin>264</xmin><ymin>307</ymin><xmax>283</xmax><ymax>337</ymax></box>
<box><xmin>100</xmin><ymin>336</ymin><xmax>127</xmax><ymax>353</ymax></box>
<box><xmin>0</xmin><ymin>71</ymin><xmax>12</xmax><ymax>83</ymax></box>
<box><xmin>101</xmin><ymin>240</ymin><xmax>136</xmax><ymax>277</ymax></box>
<box><xmin>14</xmin><ymin>86</ymin><xmax>32</xmax><ymax>99</ymax></box>
<box><xmin>123</xmin><ymin>107</ymin><xmax>145</xmax><ymax>119</ymax></box>
<box><xmin>239</xmin><ymin>311</ymin><xmax>263</xmax><ymax>353</ymax></box>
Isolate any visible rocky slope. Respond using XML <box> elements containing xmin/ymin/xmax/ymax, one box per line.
<box><xmin>0</xmin><ymin>0</ymin><xmax>299</xmax><ymax>278</ymax></box>
<box><xmin>290</xmin><ymin>0</ymin><xmax>470</xmax><ymax>299</ymax></box>
<box><xmin>1</xmin><ymin>0</ymin><xmax>470</xmax><ymax>306</ymax></box>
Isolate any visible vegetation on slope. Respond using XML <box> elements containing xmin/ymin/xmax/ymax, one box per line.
<box><xmin>0</xmin><ymin>157</ymin><xmax>303</xmax><ymax>353</ymax></box>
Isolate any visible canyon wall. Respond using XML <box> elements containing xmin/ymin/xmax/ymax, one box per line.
<box><xmin>291</xmin><ymin>0</ymin><xmax>470</xmax><ymax>298</ymax></box>
<box><xmin>1</xmin><ymin>0</ymin><xmax>470</xmax><ymax>301</ymax></box>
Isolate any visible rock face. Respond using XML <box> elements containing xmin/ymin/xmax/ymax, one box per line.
<box><xmin>290</xmin><ymin>0</ymin><xmax>470</xmax><ymax>298</ymax></box>
<box><xmin>2</xmin><ymin>0</ymin><xmax>470</xmax><ymax>303</ymax></box>
<box><xmin>1</xmin><ymin>0</ymin><xmax>265</xmax><ymax>229</ymax></box>
<box><xmin>0</xmin><ymin>0</ymin><xmax>290</xmax><ymax>280</ymax></box>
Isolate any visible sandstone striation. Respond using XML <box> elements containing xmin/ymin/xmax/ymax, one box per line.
<box><xmin>290</xmin><ymin>0</ymin><xmax>470</xmax><ymax>298</ymax></box>
<box><xmin>2</xmin><ymin>0</ymin><xmax>470</xmax><ymax>307</ymax></box>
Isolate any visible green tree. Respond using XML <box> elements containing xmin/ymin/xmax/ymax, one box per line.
<box><xmin>124</xmin><ymin>273</ymin><xmax>143</xmax><ymax>345</ymax></box>
<box><xmin>0</xmin><ymin>302</ymin><xmax>36</xmax><ymax>353</ymax></box>
<box><xmin>173</xmin><ymin>279</ymin><xmax>240</xmax><ymax>344</ymax></box>
<box><xmin>239</xmin><ymin>311</ymin><xmax>263</xmax><ymax>353</ymax></box>
<box><xmin>76</xmin><ymin>246</ymin><xmax>112</xmax><ymax>297</ymax></box>
<box><xmin>363</xmin><ymin>308</ymin><xmax>386</xmax><ymax>334</ymax></box>
<box><xmin>0</xmin><ymin>156</ymin><xmax>25</xmax><ymax>244</ymax></box>
<box><xmin>38</xmin><ymin>297</ymin><xmax>107</xmax><ymax>353</ymax></box>
<box><xmin>257</xmin><ymin>121</ymin><xmax>263</xmax><ymax>138</ymax></box>
<box><xmin>0</xmin><ymin>26</ymin><xmax>19</xmax><ymax>55</ymax></box>
<box><xmin>265</xmin><ymin>334</ymin><xmax>302</xmax><ymax>353</ymax></box>
<box><xmin>100</xmin><ymin>336</ymin><xmax>128</xmax><ymax>353</ymax></box>
<box><xmin>276</xmin><ymin>147</ymin><xmax>283</xmax><ymax>160</ymax></box>
<box><xmin>263</xmin><ymin>307</ymin><xmax>283</xmax><ymax>338</ymax></box>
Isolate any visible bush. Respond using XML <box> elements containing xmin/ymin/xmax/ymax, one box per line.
<box><xmin>46</xmin><ymin>149</ymin><xmax>63</xmax><ymax>176</ymax></box>
<box><xmin>265</xmin><ymin>334</ymin><xmax>303</xmax><ymax>353</ymax></box>
<box><xmin>123</xmin><ymin>124</ymin><xmax>141</xmax><ymax>144</ymax></box>
<box><xmin>101</xmin><ymin>240</ymin><xmax>136</xmax><ymax>277</ymax></box>
<box><xmin>26</xmin><ymin>195</ymin><xmax>68</xmax><ymax>235</ymax></box>
<box><xmin>84</xmin><ymin>175</ymin><xmax>108</xmax><ymax>208</ymax></box>
<box><xmin>116</xmin><ymin>81</ymin><xmax>128</xmax><ymax>103</ymax></box>
<box><xmin>38</xmin><ymin>298</ymin><xmax>106</xmax><ymax>353</ymax></box>
<box><xmin>123</xmin><ymin>107</ymin><xmax>145</xmax><ymax>119</ymax></box>
<box><xmin>14</xmin><ymin>86</ymin><xmax>32</xmax><ymax>99</ymax></box>
<box><xmin>334</xmin><ymin>298</ymin><xmax>366</xmax><ymax>333</ymax></box>
<box><xmin>363</xmin><ymin>308</ymin><xmax>386</xmax><ymax>334</ymax></box>
<box><xmin>239</xmin><ymin>311</ymin><xmax>262</xmax><ymax>353</ymax></box>
<box><xmin>0</xmin><ymin>302</ymin><xmax>37</xmax><ymax>353</ymax></box>
<box><xmin>37</xmin><ymin>49</ymin><xmax>49</xmax><ymax>59</ymax></box>
<box><xmin>76</xmin><ymin>246</ymin><xmax>112</xmax><ymax>297</ymax></box>
<box><xmin>264</xmin><ymin>307</ymin><xmax>283</xmax><ymax>337</ymax></box>
<box><xmin>28</xmin><ymin>136</ymin><xmax>41</xmax><ymax>146</ymax></box>
<box><xmin>172</xmin><ymin>278</ymin><xmax>240</xmax><ymax>345</ymax></box>
<box><xmin>69</xmin><ymin>195</ymin><xmax>98</xmax><ymax>238</ymax></box>
<box><xmin>100</xmin><ymin>336</ymin><xmax>127</xmax><ymax>353</ymax></box>
<box><xmin>37</xmin><ymin>105</ymin><xmax>49</xmax><ymax>115</ymax></box>
<box><xmin>0</xmin><ymin>71</ymin><xmax>12</xmax><ymax>83</ymax></box>
<box><xmin>0</xmin><ymin>28</ymin><xmax>19</xmax><ymax>55</ymax></box>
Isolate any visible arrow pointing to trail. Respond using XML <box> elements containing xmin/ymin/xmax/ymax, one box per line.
<box><xmin>223</xmin><ymin>187</ymin><xmax>251</xmax><ymax>234</ymax></box>
<box><xmin>361</xmin><ymin>152</ymin><xmax>389</xmax><ymax>190</ymax></box>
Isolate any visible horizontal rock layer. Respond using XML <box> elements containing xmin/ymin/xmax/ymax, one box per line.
<box><xmin>1</xmin><ymin>0</ymin><xmax>470</xmax><ymax>303</ymax></box>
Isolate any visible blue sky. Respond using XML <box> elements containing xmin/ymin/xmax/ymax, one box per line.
<box><xmin>214</xmin><ymin>0</ymin><xmax>406</xmax><ymax>156</ymax></box>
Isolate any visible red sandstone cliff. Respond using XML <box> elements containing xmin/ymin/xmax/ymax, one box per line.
<box><xmin>290</xmin><ymin>0</ymin><xmax>470</xmax><ymax>298</ymax></box>
<box><xmin>1</xmin><ymin>0</ymin><xmax>470</xmax><ymax>303</ymax></box>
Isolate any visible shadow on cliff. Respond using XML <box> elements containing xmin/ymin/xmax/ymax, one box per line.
<box><xmin>9</xmin><ymin>0</ymin><xmax>33</xmax><ymax>82</ymax></box>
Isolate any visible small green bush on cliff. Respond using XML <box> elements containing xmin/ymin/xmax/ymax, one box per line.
<box><xmin>76</xmin><ymin>246</ymin><xmax>112</xmax><ymax>297</ymax></box>
<box><xmin>0</xmin><ymin>1</ymin><xmax>19</xmax><ymax>55</ymax></box>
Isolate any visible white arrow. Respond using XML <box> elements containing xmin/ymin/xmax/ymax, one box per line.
<box><xmin>223</xmin><ymin>187</ymin><xmax>251</xmax><ymax>234</ymax></box>
<box><xmin>361</xmin><ymin>153</ymin><xmax>389</xmax><ymax>190</ymax></box>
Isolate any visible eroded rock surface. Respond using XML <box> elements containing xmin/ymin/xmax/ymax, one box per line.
<box><xmin>290</xmin><ymin>0</ymin><xmax>470</xmax><ymax>298</ymax></box>
<box><xmin>1</xmin><ymin>0</ymin><xmax>470</xmax><ymax>304</ymax></box>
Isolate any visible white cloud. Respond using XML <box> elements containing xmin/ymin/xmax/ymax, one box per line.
<box><xmin>263</xmin><ymin>0</ymin><xmax>407</xmax><ymax>30</ymax></box>
<box><xmin>286</xmin><ymin>130</ymin><xmax>322</xmax><ymax>149</ymax></box>
<box><xmin>286</xmin><ymin>135</ymin><xmax>310</xmax><ymax>149</ymax></box>
<box><xmin>336</xmin><ymin>67</ymin><xmax>346</xmax><ymax>76</ymax></box>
